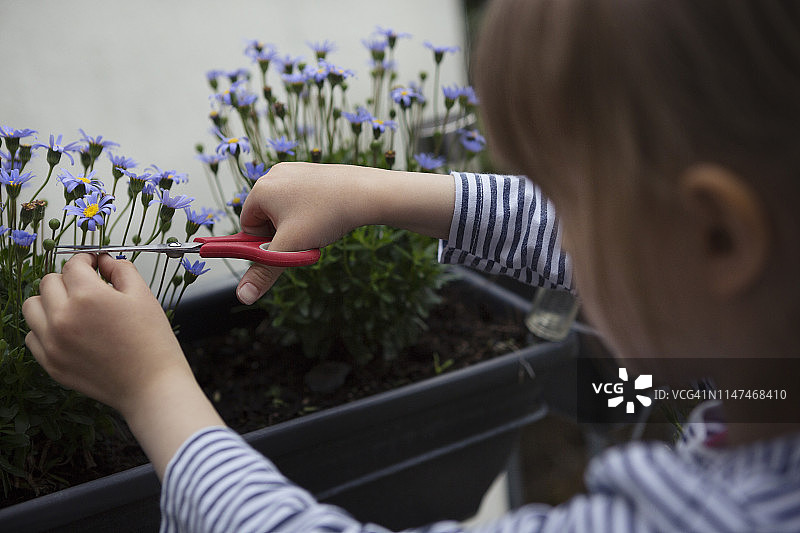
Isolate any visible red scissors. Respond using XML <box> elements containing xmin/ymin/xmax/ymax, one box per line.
<box><xmin>56</xmin><ymin>232</ymin><xmax>321</xmax><ymax>267</ymax></box>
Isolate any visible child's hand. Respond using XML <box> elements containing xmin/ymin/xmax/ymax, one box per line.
<box><xmin>236</xmin><ymin>162</ymin><xmax>366</xmax><ymax>304</ymax></box>
<box><xmin>236</xmin><ymin>162</ymin><xmax>454</xmax><ymax>304</ymax></box>
<box><xmin>22</xmin><ymin>253</ymin><xmax>190</xmax><ymax>417</ymax></box>
<box><xmin>23</xmin><ymin>252</ymin><xmax>225</xmax><ymax>478</ymax></box>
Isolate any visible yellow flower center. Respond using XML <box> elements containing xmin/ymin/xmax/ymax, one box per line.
<box><xmin>374</xmin><ymin>119</ymin><xmax>384</xmax><ymax>125</ymax></box>
<box><xmin>167</xmin><ymin>173</ymin><xmax>174</xmax><ymax>180</ymax></box>
<box><xmin>231</xmin><ymin>198</ymin><xmax>241</xmax><ymax>205</ymax></box>
<box><xmin>83</xmin><ymin>204</ymin><xmax>99</xmax><ymax>218</ymax></box>
<box><xmin>78</xmin><ymin>176</ymin><xmax>91</xmax><ymax>184</ymax></box>
<box><xmin>228</xmin><ymin>138</ymin><xmax>239</xmax><ymax>144</ymax></box>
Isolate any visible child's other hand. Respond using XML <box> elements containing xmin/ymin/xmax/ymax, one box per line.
<box><xmin>235</xmin><ymin>161</ymin><xmax>454</xmax><ymax>305</ymax></box>
<box><xmin>236</xmin><ymin>162</ymin><xmax>366</xmax><ymax>304</ymax></box>
<box><xmin>22</xmin><ymin>253</ymin><xmax>191</xmax><ymax>418</ymax></box>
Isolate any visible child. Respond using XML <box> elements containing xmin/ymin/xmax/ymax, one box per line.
<box><xmin>23</xmin><ymin>0</ymin><xmax>800</xmax><ymax>531</ymax></box>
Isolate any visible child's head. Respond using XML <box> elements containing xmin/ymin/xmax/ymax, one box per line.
<box><xmin>475</xmin><ymin>0</ymin><xmax>800</xmax><ymax>366</ymax></box>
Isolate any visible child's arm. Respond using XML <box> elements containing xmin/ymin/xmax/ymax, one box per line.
<box><xmin>235</xmin><ymin>163</ymin><xmax>572</xmax><ymax>305</ymax></box>
<box><xmin>22</xmin><ymin>253</ymin><xmax>225</xmax><ymax>479</ymax></box>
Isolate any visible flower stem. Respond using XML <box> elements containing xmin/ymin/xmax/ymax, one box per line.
<box><xmin>121</xmin><ymin>197</ymin><xmax>137</xmax><ymax>246</ymax></box>
<box><xmin>28</xmin><ymin>165</ymin><xmax>54</xmax><ymax>203</ymax></box>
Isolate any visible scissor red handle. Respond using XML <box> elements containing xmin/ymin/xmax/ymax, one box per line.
<box><xmin>193</xmin><ymin>232</ymin><xmax>320</xmax><ymax>267</ymax></box>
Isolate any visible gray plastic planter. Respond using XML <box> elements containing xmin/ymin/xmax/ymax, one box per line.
<box><xmin>0</xmin><ymin>267</ymin><xmax>579</xmax><ymax>532</ymax></box>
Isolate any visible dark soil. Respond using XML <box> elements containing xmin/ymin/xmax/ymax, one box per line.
<box><xmin>4</xmin><ymin>282</ymin><xmax>530</xmax><ymax>507</ymax></box>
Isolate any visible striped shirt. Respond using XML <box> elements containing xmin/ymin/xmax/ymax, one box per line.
<box><xmin>160</xmin><ymin>405</ymin><xmax>800</xmax><ymax>532</ymax></box>
<box><xmin>437</xmin><ymin>172</ymin><xmax>573</xmax><ymax>291</ymax></box>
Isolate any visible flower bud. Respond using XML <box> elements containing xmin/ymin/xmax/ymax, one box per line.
<box><xmin>42</xmin><ymin>238</ymin><xmax>56</xmax><ymax>251</ymax></box>
<box><xmin>4</xmin><ymin>136</ymin><xmax>20</xmax><ymax>155</ymax></box>
<box><xmin>384</xmin><ymin>150</ymin><xmax>396</xmax><ymax>169</ymax></box>
<box><xmin>311</xmin><ymin>148</ymin><xmax>322</xmax><ymax>163</ymax></box>
<box><xmin>132</xmin><ymin>234</ymin><xmax>141</xmax><ymax>245</ymax></box>
<box><xmin>20</xmin><ymin>202</ymin><xmax>36</xmax><ymax>229</ymax></box>
<box><xmin>48</xmin><ymin>218</ymin><xmax>60</xmax><ymax>231</ymax></box>
<box><xmin>46</xmin><ymin>148</ymin><xmax>63</xmax><ymax>167</ymax></box>
<box><xmin>210</xmin><ymin>110</ymin><xmax>223</xmax><ymax>129</ymax></box>
<box><xmin>80</xmin><ymin>149</ymin><xmax>92</xmax><ymax>171</ymax></box>
<box><xmin>273</xmin><ymin>102</ymin><xmax>286</xmax><ymax>120</ymax></box>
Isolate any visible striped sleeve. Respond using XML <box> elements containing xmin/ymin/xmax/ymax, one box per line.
<box><xmin>437</xmin><ymin>172</ymin><xmax>573</xmax><ymax>291</ymax></box>
<box><xmin>159</xmin><ymin>427</ymin><xmax>662</xmax><ymax>533</ymax></box>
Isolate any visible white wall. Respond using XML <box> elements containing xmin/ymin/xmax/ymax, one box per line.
<box><xmin>0</xmin><ymin>0</ymin><xmax>467</xmax><ymax>288</ymax></box>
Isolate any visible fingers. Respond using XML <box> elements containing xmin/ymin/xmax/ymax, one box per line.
<box><xmin>24</xmin><ymin>331</ymin><xmax>46</xmax><ymax>363</ymax></box>
<box><xmin>237</xmin><ymin>263</ymin><xmax>285</xmax><ymax>305</ymax></box>
<box><xmin>239</xmin><ymin>178</ymin><xmax>277</xmax><ymax>237</ymax></box>
<box><xmin>96</xmin><ymin>254</ymin><xmax>150</xmax><ymax>296</ymax></box>
<box><xmin>60</xmin><ymin>253</ymin><xmax>101</xmax><ymax>296</ymax></box>
<box><xmin>21</xmin><ymin>296</ymin><xmax>46</xmax><ymax>338</ymax></box>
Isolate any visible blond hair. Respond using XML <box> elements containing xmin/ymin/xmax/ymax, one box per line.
<box><xmin>474</xmin><ymin>0</ymin><xmax>800</xmax><ymax>354</ymax></box>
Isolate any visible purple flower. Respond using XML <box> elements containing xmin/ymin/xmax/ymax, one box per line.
<box><xmin>323</xmin><ymin>61</ymin><xmax>354</xmax><ymax>86</ymax></box>
<box><xmin>458</xmin><ymin>85</ymin><xmax>479</xmax><ymax>106</ymax></box>
<box><xmin>244</xmin><ymin>39</ymin><xmax>275</xmax><ymax>57</ymax></box>
<box><xmin>308</xmin><ymin>40</ymin><xmax>336</xmax><ymax>60</ymax></box>
<box><xmin>214</xmin><ymin>80</ymin><xmax>257</xmax><ymax>108</ymax></box>
<box><xmin>458</xmin><ymin>129</ymin><xmax>486</xmax><ymax>153</ymax></box>
<box><xmin>225</xmin><ymin>68</ymin><xmax>251</xmax><ymax>82</ymax></box>
<box><xmin>244</xmin><ymin>161</ymin><xmax>268</xmax><ymax>182</ymax></box>
<box><xmin>184</xmin><ymin>206</ymin><xmax>219</xmax><ymax>227</ymax></box>
<box><xmin>342</xmin><ymin>107</ymin><xmax>373</xmax><ymax>125</ymax></box>
<box><xmin>108</xmin><ymin>153</ymin><xmax>137</xmax><ymax>171</ymax></box>
<box><xmin>10</xmin><ymin>229</ymin><xmax>37</xmax><ymax>248</ymax></box>
<box><xmin>64</xmin><ymin>192</ymin><xmax>115</xmax><ymax>231</ymax></box>
<box><xmin>0</xmin><ymin>126</ymin><xmax>37</xmax><ymax>156</ymax></box>
<box><xmin>282</xmin><ymin>71</ymin><xmax>309</xmax><ymax>92</ymax></box>
<box><xmin>151</xmin><ymin>188</ymin><xmax>194</xmax><ymax>210</ymax></box>
<box><xmin>33</xmin><ymin>133</ymin><xmax>82</xmax><ymax>166</ymax></box>
<box><xmin>227</xmin><ymin>186</ymin><xmax>248</xmax><ymax>209</ymax></box>
<box><xmin>79</xmin><ymin>129</ymin><xmax>119</xmax><ymax>157</ymax></box>
<box><xmin>362</xmin><ymin>38</ymin><xmax>388</xmax><ymax>61</ymax></box>
<box><xmin>181</xmin><ymin>257</ymin><xmax>211</xmax><ymax>276</ymax></box>
<box><xmin>184</xmin><ymin>206</ymin><xmax>219</xmax><ymax>237</ymax></box>
<box><xmin>58</xmin><ymin>169</ymin><xmax>104</xmax><ymax>195</ymax></box>
<box><xmin>197</xmin><ymin>152</ymin><xmax>223</xmax><ymax>174</ymax></box>
<box><xmin>0</xmin><ymin>225</ymin><xmax>8</xmax><ymax>237</ymax></box>
<box><xmin>424</xmin><ymin>41</ymin><xmax>460</xmax><ymax>64</ymax></box>
<box><xmin>414</xmin><ymin>153</ymin><xmax>446</xmax><ymax>171</ymax></box>
<box><xmin>118</xmin><ymin>168</ymin><xmax>156</xmax><ymax>194</ymax></box>
<box><xmin>247</xmin><ymin>45</ymin><xmax>277</xmax><ymax>65</ymax></box>
<box><xmin>391</xmin><ymin>86</ymin><xmax>422</xmax><ymax>109</ymax></box>
<box><xmin>303</xmin><ymin>63</ymin><xmax>329</xmax><ymax>85</ymax></box>
<box><xmin>206</xmin><ymin>69</ymin><xmax>225</xmax><ymax>84</ymax></box>
<box><xmin>268</xmin><ymin>136</ymin><xmax>298</xmax><ymax>157</ymax></box>
<box><xmin>375</xmin><ymin>26</ymin><xmax>411</xmax><ymax>49</ymax></box>
<box><xmin>371</xmin><ymin>118</ymin><xmax>397</xmax><ymax>133</ymax></box>
<box><xmin>1</xmin><ymin>168</ymin><xmax>35</xmax><ymax>188</ymax></box>
<box><xmin>148</xmin><ymin>164</ymin><xmax>188</xmax><ymax>189</ymax></box>
<box><xmin>276</xmin><ymin>54</ymin><xmax>304</xmax><ymax>74</ymax></box>
<box><xmin>0</xmin><ymin>126</ymin><xmax>38</xmax><ymax>140</ymax></box>
<box><xmin>181</xmin><ymin>258</ymin><xmax>211</xmax><ymax>284</ymax></box>
<box><xmin>214</xmin><ymin>131</ymin><xmax>251</xmax><ymax>157</ymax></box>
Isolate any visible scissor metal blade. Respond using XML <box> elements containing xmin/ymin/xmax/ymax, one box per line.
<box><xmin>56</xmin><ymin>242</ymin><xmax>203</xmax><ymax>255</ymax></box>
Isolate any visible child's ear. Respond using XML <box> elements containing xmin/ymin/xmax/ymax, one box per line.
<box><xmin>679</xmin><ymin>164</ymin><xmax>770</xmax><ymax>297</ymax></box>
